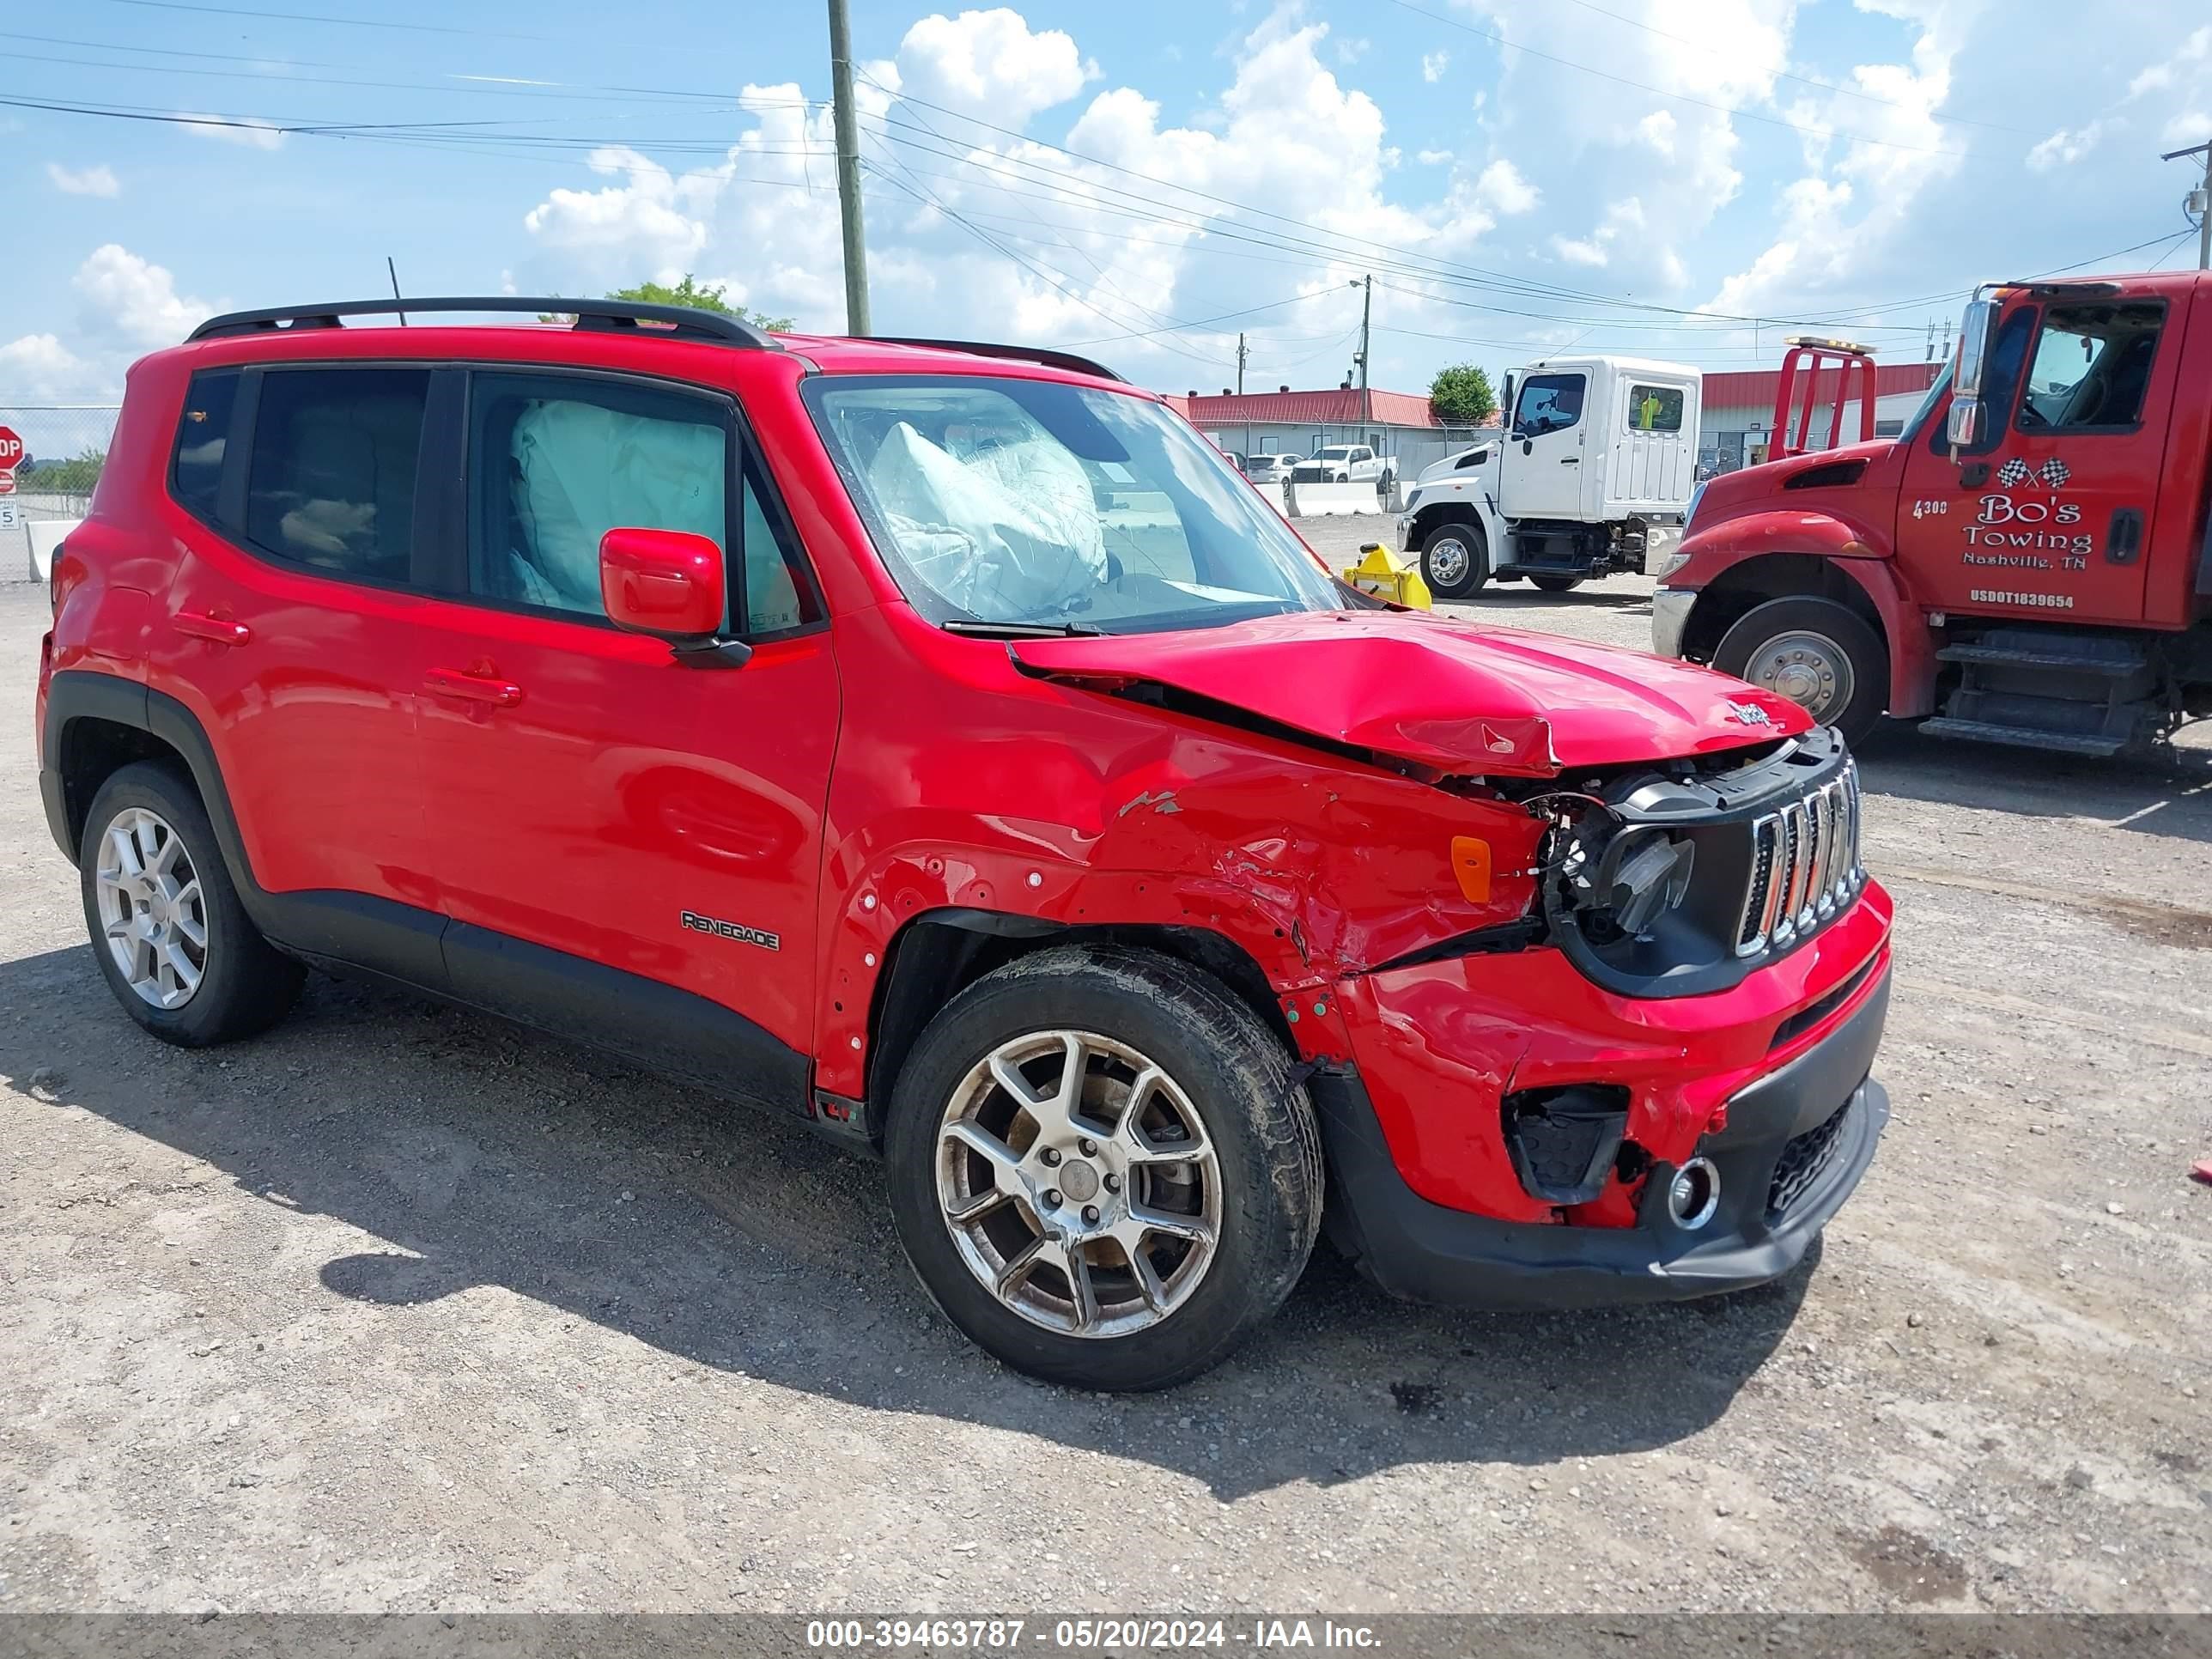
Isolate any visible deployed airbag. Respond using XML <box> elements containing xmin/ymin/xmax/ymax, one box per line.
<box><xmin>508</xmin><ymin>400</ymin><xmax>726</xmax><ymax>611</ymax></box>
<box><xmin>864</xmin><ymin>421</ymin><xmax>1106</xmax><ymax>621</ymax></box>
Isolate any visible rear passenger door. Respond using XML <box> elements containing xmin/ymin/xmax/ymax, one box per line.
<box><xmin>410</xmin><ymin>368</ymin><xmax>838</xmax><ymax>1108</ymax></box>
<box><xmin>150</xmin><ymin>362</ymin><xmax>444</xmax><ymax>978</ymax></box>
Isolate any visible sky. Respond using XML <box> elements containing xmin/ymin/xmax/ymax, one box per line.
<box><xmin>2</xmin><ymin>0</ymin><xmax>2209</xmax><ymax>410</ymax></box>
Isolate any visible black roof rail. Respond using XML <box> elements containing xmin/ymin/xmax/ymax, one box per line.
<box><xmin>187</xmin><ymin>296</ymin><xmax>780</xmax><ymax>349</ymax></box>
<box><xmin>871</xmin><ymin>337</ymin><xmax>1125</xmax><ymax>383</ymax></box>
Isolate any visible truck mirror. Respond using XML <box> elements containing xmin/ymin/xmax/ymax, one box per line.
<box><xmin>1946</xmin><ymin>396</ymin><xmax>1984</xmax><ymax>452</ymax></box>
<box><xmin>1955</xmin><ymin>297</ymin><xmax>1998</xmax><ymax>399</ymax></box>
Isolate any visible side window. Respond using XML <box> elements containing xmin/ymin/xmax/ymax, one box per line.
<box><xmin>1514</xmin><ymin>374</ymin><xmax>1585</xmax><ymax>437</ymax></box>
<box><xmin>245</xmin><ymin>368</ymin><xmax>429</xmax><ymax>581</ymax></box>
<box><xmin>467</xmin><ymin>374</ymin><xmax>726</xmax><ymax>618</ymax></box>
<box><xmin>467</xmin><ymin>371</ymin><xmax>819</xmax><ymax>633</ymax></box>
<box><xmin>2016</xmin><ymin>301</ymin><xmax>2163</xmax><ymax>433</ymax></box>
<box><xmin>1627</xmin><ymin>384</ymin><xmax>1684</xmax><ymax>434</ymax></box>
<box><xmin>171</xmin><ymin>368</ymin><xmax>239</xmax><ymax>523</ymax></box>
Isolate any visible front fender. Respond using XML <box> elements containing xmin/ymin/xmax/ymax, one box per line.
<box><xmin>1671</xmin><ymin>512</ymin><xmax>1935</xmax><ymax>720</ymax></box>
<box><xmin>1677</xmin><ymin>507</ymin><xmax>1882</xmax><ymax>573</ymax></box>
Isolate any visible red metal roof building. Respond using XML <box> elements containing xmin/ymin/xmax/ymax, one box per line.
<box><xmin>1160</xmin><ymin>386</ymin><xmax>1497</xmax><ymax>474</ymax></box>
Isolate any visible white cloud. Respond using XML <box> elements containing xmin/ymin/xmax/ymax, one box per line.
<box><xmin>173</xmin><ymin>112</ymin><xmax>283</xmax><ymax>149</ymax></box>
<box><xmin>73</xmin><ymin>245</ymin><xmax>211</xmax><ymax>348</ymax></box>
<box><xmin>1635</xmin><ymin>110</ymin><xmax>1676</xmax><ymax>158</ymax></box>
<box><xmin>47</xmin><ymin>162</ymin><xmax>119</xmax><ymax>198</ymax></box>
<box><xmin>2129</xmin><ymin>26</ymin><xmax>2209</xmax><ymax>97</ymax></box>
<box><xmin>2026</xmin><ymin>121</ymin><xmax>2106</xmax><ymax>172</ymax></box>
<box><xmin>1335</xmin><ymin>36</ymin><xmax>1370</xmax><ymax>64</ymax></box>
<box><xmin>0</xmin><ymin>333</ymin><xmax>95</xmax><ymax>402</ymax></box>
<box><xmin>1471</xmin><ymin>158</ymin><xmax>1539</xmax><ymax>216</ymax></box>
<box><xmin>1421</xmin><ymin>50</ymin><xmax>1449</xmax><ymax>83</ymax></box>
<box><xmin>523</xmin><ymin>146</ymin><xmax>714</xmax><ymax>271</ymax></box>
<box><xmin>1416</xmin><ymin>148</ymin><xmax>1453</xmax><ymax>165</ymax></box>
<box><xmin>896</xmin><ymin>9</ymin><xmax>1092</xmax><ymax>125</ymax></box>
<box><xmin>1706</xmin><ymin>0</ymin><xmax>1985</xmax><ymax>316</ymax></box>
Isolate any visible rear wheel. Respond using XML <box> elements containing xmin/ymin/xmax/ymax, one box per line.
<box><xmin>79</xmin><ymin>762</ymin><xmax>304</xmax><ymax>1047</ymax></box>
<box><xmin>884</xmin><ymin>946</ymin><xmax>1323</xmax><ymax>1391</ymax></box>
<box><xmin>1530</xmin><ymin>574</ymin><xmax>1585</xmax><ymax>593</ymax></box>
<box><xmin>1419</xmin><ymin>520</ymin><xmax>1489</xmax><ymax>599</ymax></box>
<box><xmin>1713</xmin><ymin>595</ymin><xmax>1887</xmax><ymax>748</ymax></box>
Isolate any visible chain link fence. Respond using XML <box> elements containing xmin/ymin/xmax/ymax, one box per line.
<box><xmin>2</xmin><ymin>406</ymin><xmax>121</xmax><ymax>580</ymax></box>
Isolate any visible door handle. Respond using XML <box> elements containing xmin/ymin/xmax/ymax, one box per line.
<box><xmin>1559</xmin><ymin>457</ymin><xmax>1580</xmax><ymax>464</ymax></box>
<box><xmin>2106</xmin><ymin>507</ymin><xmax>2144</xmax><ymax>565</ymax></box>
<box><xmin>173</xmin><ymin>611</ymin><xmax>251</xmax><ymax>646</ymax></box>
<box><xmin>424</xmin><ymin>667</ymin><xmax>524</xmax><ymax>707</ymax></box>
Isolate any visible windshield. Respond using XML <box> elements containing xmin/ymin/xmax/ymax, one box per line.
<box><xmin>1901</xmin><ymin>359</ymin><xmax>1951</xmax><ymax>445</ymax></box>
<box><xmin>805</xmin><ymin>375</ymin><xmax>1343</xmax><ymax>633</ymax></box>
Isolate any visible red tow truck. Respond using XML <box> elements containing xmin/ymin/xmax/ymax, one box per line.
<box><xmin>1653</xmin><ymin>270</ymin><xmax>2212</xmax><ymax>756</ymax></box>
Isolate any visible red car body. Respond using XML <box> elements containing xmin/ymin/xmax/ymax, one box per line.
<box><xmin>40</xmin><ymin>306</ymin><xmax>1893</xmax><ymax>1328</ymax></box>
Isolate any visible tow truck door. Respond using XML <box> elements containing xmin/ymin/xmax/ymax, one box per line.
<box><xmin>1898</xmin><ymin>297</ymin><xmax>2177</xmax><ymax>625</ymax></box>
<box><xmin>1500</xmin><ymin>370</ymin><xmax>1588</xmax><ymax>519</ymax></box>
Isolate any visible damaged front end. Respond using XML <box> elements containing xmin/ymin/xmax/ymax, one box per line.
<box><xmin>1504</xmin><ymin>724</ymin><xmax>1867</xmax><ymax>999</ymax></box>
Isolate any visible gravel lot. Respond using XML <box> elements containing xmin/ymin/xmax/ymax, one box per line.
<box><xmin>3</xmin><ymin>550</ymin><xmax>2209</xmax><ymax>1614</ymax></box>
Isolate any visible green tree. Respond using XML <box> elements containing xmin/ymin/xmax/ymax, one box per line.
<box><xmin>610</xmin><ymin>276</ymin><xmax>793</xmax><ymax>333</ymax></box>
<box><xmin>24</xmin><ymin>449</ymin><xmax>105</xmax><ymax>494</ymax></box>
<box><xmin>1428</xmin><ymin>362</ymin><xmax>1498</xmax><ymax>427</ymax></box>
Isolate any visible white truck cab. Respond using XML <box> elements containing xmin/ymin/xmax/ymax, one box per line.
<box><xmin>1397</xmin><ymin>355</ymin><xmax>1700</xmax><ymax>598</ymax></box>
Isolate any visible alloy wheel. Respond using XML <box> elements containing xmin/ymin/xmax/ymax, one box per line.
<box><xmin>934</xmin><ymin>1030</ymin><xmax>1222</xmax><ymax>1340</ymax></box>
<box><xmin>1426</xmin><ymin>534</ymin><xmax>1471</xmax><ymax>588</ymax></box>
<box><xmin>94</xmin><ymin>807</ymin><xmax>207</xmax><ymax>1009</ymax></box>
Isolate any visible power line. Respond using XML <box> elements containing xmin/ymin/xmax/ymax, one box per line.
<box><xmin>94</xmin><ymin>0</ymin><xmax>551</xmax><ymax>37</ymax></box>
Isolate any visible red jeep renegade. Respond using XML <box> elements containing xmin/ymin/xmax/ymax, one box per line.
<box><xmin>37</xmin><ymin>297</ymin><xmax>1894</xmax><ymax>1390</ymax></box>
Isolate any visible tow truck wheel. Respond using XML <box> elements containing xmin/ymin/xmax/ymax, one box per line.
<box><xmin>1713</xmin><ymin>596</ymin><xmax>1887</xmax><ymax>748</ymax></box>
<box><xmin>1419</xmin><ymin>520</ymin><xmax>1489</xmax><ymax>599</ymax></box>
<box><xmin>1529</xmin><ymin>575</ymin><xmax>1584</xmax><ymax>594</ymax></box>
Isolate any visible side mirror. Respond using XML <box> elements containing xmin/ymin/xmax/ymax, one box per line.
<box><xmin>599</xmin><ymin>526</ymin><xmax>726</xmax><ymax>644</ymax></box>
<box><xmin>1947</xmin><ymin>397</ymin><xmax>1985</xmax><ymax>451</ymax></box>
<box><xmin>1955</xmin><ymin>298</ymin><xmax>1997</xmax><ymax>399</ymax></box>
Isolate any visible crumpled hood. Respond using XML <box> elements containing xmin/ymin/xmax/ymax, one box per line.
<box><xmin>1011</xmin><ymin>610</ymin><xmax>1811</xmax><ymax>775</ymax></box>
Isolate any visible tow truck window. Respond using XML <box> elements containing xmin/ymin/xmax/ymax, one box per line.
<box><xmin>1514</xmin><ymin>374</ymin><xmax>1584</xmax><ymax>437</ymax></box>
<box><xmin>2016</xmin><ymin>301</ymin><xmax>2163</xmax><ymax>433</ymax></box>
<box><xmin>1626</xmin><ymin>385</ymin><xmax>1684</xmax><ymax>433</ymax></box>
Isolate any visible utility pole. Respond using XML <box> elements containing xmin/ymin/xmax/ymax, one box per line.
<box><xmin>1356</xmin><ymin>273</ymin><xmax>1373</xmax><ymax>428</ymax></box>
<box><xmin>2168</xmin><ymin>140</ymin><xmax>2212</xmax><ymax>270</ymax></box>
<box><xmin>1237</xmin><ymin>331</ymin><xmax>1248</xmax><ymax>396</ymax></box>
<box><xmin>827</xmin><ymin>0</ymin><xmax>872</xmax><ymax>334</ymax></box>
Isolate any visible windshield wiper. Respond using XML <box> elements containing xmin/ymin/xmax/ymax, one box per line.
<box><xmin>943</xmin><ymin>618</ymin><xmax>1105</xmax><ymax>637</ymax></box>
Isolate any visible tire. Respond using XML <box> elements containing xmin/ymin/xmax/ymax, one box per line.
<box><xmin>1529</xmin><ymin>575</ymin><xmax>1585</xmax><ymax>593</ymax></box>
<box><xmin>1713</xmin><ymin>595</ymin><xmax>1887</xmax><ymax>749</ymax></box>
<box><xmin>884</xmin><ymin>945</ymin><xmax>1324</xmax><ymax>1391</ymax></box>
<box><xmin>1419</xmin><ymin>519</ymin><xmax>1489</xmax><ymax>599</ymax></box>
<box><xmin>79</xmin><ymin>761</ymin><xmax>305</xmax><ymax>1047</ymax></box>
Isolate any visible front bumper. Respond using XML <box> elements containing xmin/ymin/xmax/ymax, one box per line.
<box><xmin>1650</xmin><ymin>586</ymin><xmax>1695</xmax><ymax>659</ymax></box>
<box><xmin>1316</xmin><ymin>966</ymin><xmax>1891</xmax><ymax>1310</ymax></box>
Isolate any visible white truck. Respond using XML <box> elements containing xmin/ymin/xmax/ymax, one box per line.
<box><xmin>1395</xmin><ymin>355</ymin><xmax>1700</xmax><ymax>597</ymax></box>
<box><xmin>1293</xmin><ymin>442</ymin><xmax>1389</xmax><ymax>484</ymax></box>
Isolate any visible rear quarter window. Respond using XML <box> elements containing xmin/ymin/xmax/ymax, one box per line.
<box><xmin>170</xmin><ymin>368</ymin><xmax>240</xmax><ymax>523</ymax></box>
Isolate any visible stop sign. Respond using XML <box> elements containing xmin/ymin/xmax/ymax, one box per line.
<box><xmin>0</xmin><ymin>428</ymin><xmax>21</xmax><ymax>470</ymax></box>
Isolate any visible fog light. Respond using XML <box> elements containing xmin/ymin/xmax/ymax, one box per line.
<box><xmin>1666</xmin><ymin>1157</ymin><xmax>1721</xmax><ymax>1230</ymax></box>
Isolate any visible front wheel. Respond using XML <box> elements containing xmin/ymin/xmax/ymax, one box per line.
<box><xmin>1529</xmin><ymin>574</ymin><xmax>1585</xmax><ymax>594</ymax></box>
<box><xmin>1713</xmin><ymin>596</ymin><xmax>1887</xmax><ymax>748</ymax></box>
<box><xmin>884</xmin><ymin>946</ymin><xmax>1324</xmax><ymax>1391</ymax></box>
<box><xmin>1419</xmin><ymin>520</ymin><xmax>1489</xmax><ymax>599</ymax></box>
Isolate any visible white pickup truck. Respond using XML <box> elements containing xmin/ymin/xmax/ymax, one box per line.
<box><xmin>1291</xmin><ymin>443</ymin><xmax>1389</xmax><ymax>484</ymax></box>
<box><xmin>1395</xmin><ymin>354</ymin><xmax>1699</xmax><ymax>597</ymax></box>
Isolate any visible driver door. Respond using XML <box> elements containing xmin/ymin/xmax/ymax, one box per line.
<box><xmin>1501</xmin><ymin>371</ymin><xmax>1587</xmax><ymax>518</ymax></box>
<box><xmin>1897</xmin><ymin>298</ymin><xmax>2175</xmax><ymax>625</ymax></box>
